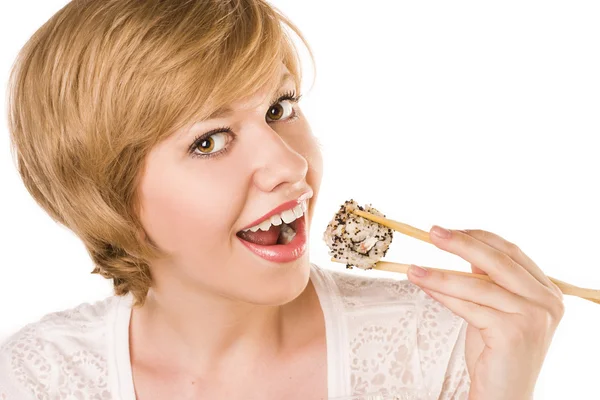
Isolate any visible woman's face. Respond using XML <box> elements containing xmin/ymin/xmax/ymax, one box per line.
<box><xmin>137</xmin><ymin>65</ymin><xmax>323</xmax><ymax>305</ymax></box>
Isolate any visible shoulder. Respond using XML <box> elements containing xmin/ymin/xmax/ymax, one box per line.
<box><xmin>312</xmin><ymin>263</ymin><xmax>468</xmax><ymax>398</ymax></box>
<box><xmin>0</xmin><ymin>295</ymin><xmax>123</xmax><ymax>399</ymax></box>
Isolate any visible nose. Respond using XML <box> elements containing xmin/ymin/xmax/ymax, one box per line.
<box><xmin>252</xmin><ymin>126</ymin><xmax>308</xmax><ymax>193</ymax></box>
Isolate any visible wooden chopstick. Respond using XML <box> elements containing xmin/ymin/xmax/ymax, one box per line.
<box><xmin>352</xmin><ymin>209</ymin><xmax>433</xmax><ymax>244</ymax></box>
<box><xmin>331</xmin><ymin>258</ymin><xmax>600</xmax><ymax>304</ymax></box>
<box><xmin>348</xmin><ymin>209</ymin><xmax>600</xmax><ymax>305</ymax></box>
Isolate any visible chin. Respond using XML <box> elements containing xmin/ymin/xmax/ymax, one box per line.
<box><xmin>236</xmin><ymin>255</ymin><xmax>312</xmax><ymax>306</ymax></box>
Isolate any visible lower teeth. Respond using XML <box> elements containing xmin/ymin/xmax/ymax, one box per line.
<box><xmin>277</xmin><ymin>222</ymin><xmax>297</xmax><ymax>245</ymax></box>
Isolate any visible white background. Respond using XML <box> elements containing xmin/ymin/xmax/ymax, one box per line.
<box><xmin>1</xmin><ymin>1</ymin><xmax>599</xmax><ymax>398</ymax></box>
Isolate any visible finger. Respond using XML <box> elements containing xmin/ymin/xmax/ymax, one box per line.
<box><xmin>458</xmin><ymin>229</ymin><xmax>553</xmax><ymax>288</ymax></box>
<box><xmin>470</xmin><ymin>264</ymin><xmax>486</xmax><ymax>275</ymax></box>
<box><xmin>408</xmin><ymin>264</ymin><xmax>529</xmax><ymax>314</ymax></box>
<box><xmin>418</xmin><ymin>286</ymin><xmax>504</xmax><ymax>331</ymax></box>
<box><xmin>459</xmin><ymin>229</ymin><xmax>562</xmax><ymax>299</ymax></box>
<box><xmin>429</xmin><ymin>226</ymin><xmax>551</xmax><ymax>301</ymax></box>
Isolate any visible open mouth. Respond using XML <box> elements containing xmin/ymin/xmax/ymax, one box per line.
<box><xmin>235</xmin><ymin>200</ymin><xmax>307</xmax><ymax>246</ymax></box>
<box><xmin>236</xmin><ymin>219</ymin><xmax>298</xmax><ymax>246</ymax></box>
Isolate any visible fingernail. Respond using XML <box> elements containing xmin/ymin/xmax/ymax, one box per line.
<box><xmin>409</xmin><ymin>264</ymin><xmax>428</xmax><ymax>277</ymax></box>
<box><xmin>431</xmin><ymin>225</ymin><xmax>451</xmax><ymax>239</ymax></box>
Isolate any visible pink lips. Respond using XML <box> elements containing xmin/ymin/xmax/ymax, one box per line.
<box><xmin>237</xmin><ymin>214</ymin><xmax>307</xmax><ymax>263</ymax></box>
<box><xmin>239</xmin><ymin>190</ymin><xmax>312</xmax><ymax>232</ymax></box>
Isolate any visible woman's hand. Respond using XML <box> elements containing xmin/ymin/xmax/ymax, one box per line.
<box><xmin>406</xmin><ymin>226</ymin><xmax>565</xmax><ymax>400</ymax></box>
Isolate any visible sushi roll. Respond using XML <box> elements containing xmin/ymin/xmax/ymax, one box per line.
<box><xmin>323</xmin><ymin>199</ymin><xmax>393</xmax><ymax>269</ymax></box>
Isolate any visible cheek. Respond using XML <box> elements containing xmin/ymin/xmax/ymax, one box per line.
<box><xmin>141</xmin><ymin>189</ymin><xmax>216</xmax><ymax>253</ymax></box>
<box><xmin>306</xmin><ymin>137</ymin><xmax>323</xmax><ymax>185</ymax></box>
<box><xmin>295</xmin><ymin>130</ymin><xmax>323</xmax><ymax>192</ymax></box>
<box><xmin>288</xmin><ymin>126</ymin><xmax>323</xmax><ymax>222</ymax></box>
<box><xmin>138</xmin><ymin>159</ymin><xmax>245</xmax><ymax>254</ymax></box>
<box><xmin>306</xmin><ymin>142</ymin><xmax>323</xmax><ymax>222</ymax></box>
<box><xmin>287</xmin><ymin>116</ymin><xmax>323</xmax><ymax>187</ymax></box>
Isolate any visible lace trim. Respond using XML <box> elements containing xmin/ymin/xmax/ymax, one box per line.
<box><xmin>0</xmin><ymin>265</ymin><xmax>470</xmax><ymax>399</ymax></box>
<box><xmin>319</xmin><ymin>266</ymin><xmax>469</xmax><ymax>399</ymax></box>
<box><xmin>0</xmin><ymin>297</ymin><xmax>119</xmax><ymax>399</ymax></box>
<box><xmin>310</xmin><ymin>263</ymin><xmax>350</xmax><ymax>398</ymax></box>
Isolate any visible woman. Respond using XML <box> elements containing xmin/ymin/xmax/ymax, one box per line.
<box><xmin>0</xmin><ymin>0</ymin><xmax>564</xmax><ymax>399</ymax></box>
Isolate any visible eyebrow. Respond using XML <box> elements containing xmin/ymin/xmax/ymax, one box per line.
<box><xmin>204</xmin><ymin>72</ymin><xmax>294</xmax><ymax>120</ymax></box>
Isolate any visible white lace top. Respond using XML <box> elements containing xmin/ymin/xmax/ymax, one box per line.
<box><xmin>0</xmin><ymin>263</ymin><xmax>470</xmax><ymax>399</ymax></box>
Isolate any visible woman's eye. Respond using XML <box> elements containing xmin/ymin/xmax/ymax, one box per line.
<box><xmin>266</xmin><ymin>100</ymin><xmax>295</xmax><ymax>122</ymax></box>
<box><xmin>193</xmin><ymin>132</ymin><xmax>228</xmax><ymax>156</ymax></box>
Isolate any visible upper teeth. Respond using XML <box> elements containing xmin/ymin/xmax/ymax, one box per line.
<box><xmin>243</xmin><ymin>200</ymin><xmax>308</xmax><ymax>232</ymax></box>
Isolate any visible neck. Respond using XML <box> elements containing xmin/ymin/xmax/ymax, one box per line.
<box><xmin>129</xmin><ymin>274</ymin><xmax>323</xmax><ymax>378</ymax></box>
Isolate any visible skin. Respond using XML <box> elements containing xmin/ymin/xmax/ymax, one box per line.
<box><xmin>407</xmin><ymin>226</ymin><xmax>565</xmax><ymax>400</ymax></box>
<box><xmin>128</xmin><ymin>62</ymin><xmax>563</xmax><ymax>399</ymax></box>
<box><xmin>131</xmin><ymin>63</ymin><xmax>327</xmax><ymax>399</ymax></box>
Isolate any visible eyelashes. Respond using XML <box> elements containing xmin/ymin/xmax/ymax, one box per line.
<box><xmin>188</xmin><ymin>89</ymin><xmax>302</xmax><ymax>160</ymax></box>
<box><xmin>188</xmin><ymin>125</ymin><xmax>233</xmax><ymax>160</ymax></box>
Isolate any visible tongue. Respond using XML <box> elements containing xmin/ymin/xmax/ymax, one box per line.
<box><xmin>237</xmin><ymin>224</ymin><xmax>282</xmax><ymax>245</ymax></box>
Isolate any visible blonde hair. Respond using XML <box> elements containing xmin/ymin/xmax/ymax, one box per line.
<box><xmin>7</xmin><ymin>0</ymin><xmax>314</xmax><ymax>306</ymax></box>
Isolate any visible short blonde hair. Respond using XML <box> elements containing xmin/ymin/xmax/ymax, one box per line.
<box><xmin>7</xmin><ymin>0</ymin><xmax>314</xmax><ymax>306</ymax></box>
